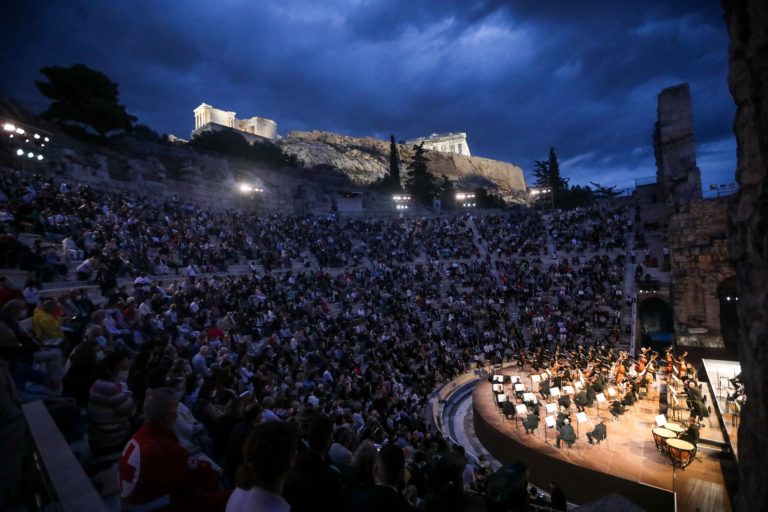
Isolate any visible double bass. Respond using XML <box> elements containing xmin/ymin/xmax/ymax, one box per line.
<box><xmin>677</xmin><ymin>351</ymin><xmax>689</xmax><ymax>379</ymax></box>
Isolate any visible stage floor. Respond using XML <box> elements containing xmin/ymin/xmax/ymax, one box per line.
<box><xmin>472</xmin><ymin>367</ymin><xmax>732</xmax><ymax>512</ymax></box>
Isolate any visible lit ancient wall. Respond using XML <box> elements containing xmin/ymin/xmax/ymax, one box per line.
<box><xmin>668</xmin><ymin>197</ymin><xmax>735</xmax><ymax>347</ymax></box>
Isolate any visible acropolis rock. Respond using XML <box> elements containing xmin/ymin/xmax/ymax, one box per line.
<box><xmin>278</xmin><ymin>130</ymin><xmax>528</xmax><ymax>202</ymax></box>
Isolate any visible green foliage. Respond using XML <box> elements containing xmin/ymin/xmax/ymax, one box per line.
<box><xmin>555</xmin><ymin>184</ymin><xmax>594</xmax><ymax>209</ymax></box>
<box><xmin>36</xmin><ymin>64</ymin><xmax>136</xmax><ymax>136</ymax></box>
<box><xmin>405</xmin><ymin>143</ymin><xmax>438</xmax><ymax>205</ymax></box>
<box><xmin>590</xmin><ymin>181</ymin><xmax>621</xmax><ymax>200</ymax></box>
<box><xmin>189</xmin><ymin>129</ymin><xmax>297</xmax><ymax>167</ymax></box>
<box><xmin>533</xmin><ymin>148</ymin><xmax>570</xmax><ymax>199</ymax></box>
<box><xmin>373</xmin><ymin>134</ymin><xmax>404</xmax><ymax>194</ymax></box>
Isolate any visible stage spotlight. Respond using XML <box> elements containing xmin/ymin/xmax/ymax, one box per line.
<box><xmin>34</xmin><ymin>133</ymin><xmax>40</xmax><ymax>139</ymax></box>
<box><xmin>37</xmin><ymin>154</ymin><xmax>44</xmax><ymax>161</ymax></box>
<box><xmin>3</xmin><ymin>123</ymin><xmax>15</xmax><ymax>132</ymax></box>
<box><xmin>16</xmin><ymin>128</ymin><xmax>25</xmax><ymax>135</ymax></box>
<box><xmin>44</xmin><ymin>136</ymin><xmax>49</xmax><ymax>142</ymax></box>
<box><xmin>16</xmin><ymin>148</ymin><xmax>24</xmax><ymax>156</ymax></box>
<box><xmin>27</xmin><ymin>152</ymin><xmax>34</xmax><ymax>158</ymax></box>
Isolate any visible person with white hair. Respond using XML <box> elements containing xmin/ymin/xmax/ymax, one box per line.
<box><xmin>119</xmin><ymin>387</ymin><xmax>229</xmax><ymax>511</ymax></box>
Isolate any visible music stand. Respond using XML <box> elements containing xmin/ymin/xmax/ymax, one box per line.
<box><xmin>607</xmin><ymin>387</ymin><xmax>617</xmax><ymax>398</ymax></box>
<box><xmin>492</xmin><ymin>383</ymin><xmax>503</xmax><ymax>394</ymax></box>
<box><xmin>515</xmin><ymin>404</ymin><xmax>528</xmax><ymax>429</ymax></box>
<box><xmin>523</xmin><ymin>392</ymin><xmax>536</xmax><ymax>404</ymax></box>
<box><xmin>574</xmin><ymin>381</ymin><xmax>583</xmax><ymax>391</ymax></box>
<box><xmin>550</xmin><ymin>386</ymin><xmax>561</xmax><ymax>399</ymax></box>
<box><xmin>655</xmin><ymin>414</ymin><xmax>667</xmax><ymax>427</ymax></box>
<box><xmin>492</xmin><ymin>375</ymin><xmax>504</xmax><ymax>383</ymax></box>
<box><xmin>511</xmin><ymin>375</ymin><xmax>521</xmax><ymax>384</ymax></box>
<box><xmin>545</xmin><ymin>416</ymin><xmax>556</xmax><ymax>443</ymax></box>
<box><xmin>596</xmin><ymin>393</ymin><xmax>607</xmax><ymax>417</ymax></box>
<box><xmin>514</xmin><ymin>383</ymin><xmax>525</xmax><ymax>400</ymax></box>
<box><xmin>531</xmin><ymin>374</ymin><xmax>541</xmax><ymax>390</ymax></box>
<box><xmin>563</xmin><ymin>385</ymin><xmax>575</xmax><ymax>396</ymax></box>
<box><xmin>576</xmin><ymin>412</ymin><xmax>588</xmax><ymax>435</ymax></box>
<box><xmin>495</xmin><ymin>393</ymin><xmax>507</xmax><ymax>415</ymax></box>
<box><xmin>545</xmin><ymin>403</ymin><xmax>558</xmax><ymax>415</ymax></box>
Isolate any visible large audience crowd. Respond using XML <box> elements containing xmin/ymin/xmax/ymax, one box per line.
<box><xmin>0</xmin><ymin>167</ymin><xmax>634</xmax><ymax>511</ymax></box>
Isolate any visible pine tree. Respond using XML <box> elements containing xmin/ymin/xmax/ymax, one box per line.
<box><xmin>405</xmin><ymin>143</ymin><xmax>438</xmax><ymax>205</ymax></box>
<box><xmin>387</xmin><ymin>134</ymin><xmax>402</xmax><ymax>192</ymax></box>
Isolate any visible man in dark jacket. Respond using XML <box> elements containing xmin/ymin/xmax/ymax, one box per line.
<box><xmin>556</xmin><ymin>419</ymin><xmax>576</xmax><ymax>448</ymax></box>
<box><xmin>282</xmin><ymin>414</ymin><xmax>343</xmax><ymax>512</ymax></box>
<box><xmin>345</xmin><ymin>444</ymin><xmax>417</xmax><ymax>512</ymax></box>
<box><xmin>586</xmin><ymin>419</ymin><xmax>607</xmax><ymax>444</ymax></box>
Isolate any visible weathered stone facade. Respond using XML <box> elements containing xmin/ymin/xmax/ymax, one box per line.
<box><xmin>722</xmin><ymin>0</ymin><xmax>768</xmax><ymax>509</ymax></box>
<box><xmin>653</xmin><ymin>84</ymin><xmax>702</xmax><ymax>205</ymax></box>
<box><xmin>668</xmin><ymin>197</ymin><xmax>735</xmax><ymax>347</ymax></box>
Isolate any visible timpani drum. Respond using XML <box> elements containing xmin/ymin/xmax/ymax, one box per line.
<box><xmin>664</xmin><ymin>423</ymin><xmax>685</xmax><ymax>436</ymax></box>
<box><xmin>652</xmin><ymin>427</ymin><xmax>676</xmax><ymax>453</ymax></box>
<box><xmin>666</xmin><ymin>438</ymin><xmax>695</xmax><ymax>468</ymax></box>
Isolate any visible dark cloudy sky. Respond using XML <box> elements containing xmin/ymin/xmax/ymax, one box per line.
<box><xmin>1</xmin><ymin>0</ymin><xmax>736</xmax><ymax>191</ymax></box>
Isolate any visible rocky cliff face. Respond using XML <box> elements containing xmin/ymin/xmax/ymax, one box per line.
<box><xmin>41</xmin><ymin>133</ymin><xmax>346</xmax><ymax>212</ymax></box>
<box><xmin>279</xmin><ymin>130</ymin><xmax>528</xmax><ymax>202</ymax></box>
<box><xmin>722</xmin><ymin>0</ymin><xmax>768</xmax><ymax>509</ymax></box>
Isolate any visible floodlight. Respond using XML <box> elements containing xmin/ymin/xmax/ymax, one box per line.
<box><xmin>16</xmin><ymin>128</ymin><xmax>25</xmax><ymax>135</ymax></box>
<box><xmin>27</xmin><ymin>152</ymin><xmax>34</xmax><ymax>158</ymax></box>
<box><xmin>16</xmin><ymin>149</ymin><xmax>24</xmax><ymax>156</ymax></box>
<box><xmin>3</xmin><ymin>123</ymin><xmax>15</xmax><ymax>132</ymax></box>
<box><xmin>44</xmin><ymin>137</ymin><xmax>50</xmax><ymax>142</ymax></box>
<box><xmin>239</xmin><ymin>184</ymin><xmax>252</xmax><ymax>193</ymax></box>
<box><xmin>37</xmin><ymin>154</ymin><xmax>44</xmax><ymax>161</ymax></box>
<box><xmin>33</xmin><ymin>133</ymin><xmax>40</xmax><ymax>139</ymax></box>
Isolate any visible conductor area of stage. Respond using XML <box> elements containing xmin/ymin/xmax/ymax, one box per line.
<box><xmin>472</xmin><ymin>365</ymin><xmax>732</xmax><ymax>512</ymax></box>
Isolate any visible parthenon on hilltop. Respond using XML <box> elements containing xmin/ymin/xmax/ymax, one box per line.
<box><xmin>192</xmin><ymin>103</ymin><xmax>278</xmax><ymax>141</ymax></box>
<box><xmin>405</xmin><ymin>132</ymin><xmax>471</xmax><ymax>156</ymax></box>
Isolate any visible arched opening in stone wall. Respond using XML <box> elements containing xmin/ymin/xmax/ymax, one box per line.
<box><xmin>639</xmin><ymin>297</ymin><xmax>674</xmax><ymax>352</ymax></box>
<box><xmin>717</xmin><ymin>277</ymin><xmax>739</xmax><ymax>346</ymax></box>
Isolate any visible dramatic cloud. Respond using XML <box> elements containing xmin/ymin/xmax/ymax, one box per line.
<box><xmin>1</xmin><ymin>0</ymin><xmax>735</xmax><ymax>190</ymax></box>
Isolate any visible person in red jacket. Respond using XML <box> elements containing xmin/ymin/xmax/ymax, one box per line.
<box><xmin>118</xmin><ymin>387</ymin><xmax>229</xmax><ymax>511</ymax></box>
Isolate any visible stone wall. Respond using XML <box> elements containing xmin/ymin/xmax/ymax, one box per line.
<box><xmin>668</xmin><ymin>197</ymin><xmax>735</xmax><ymax>347</ymax></box>
<box><xmin>279</xmin><ymin>130</ymin><xmax>528</xmax><ymax>203</ymax></box>
<box><xmin>653</xmin><ymin>83</ymin><xmax>703</xmax><ymax>205</ymax></box>
<box><xmin>722</xmin><ymin>1</ymin><xmax>768</xmax><ymax>509</ymax></box>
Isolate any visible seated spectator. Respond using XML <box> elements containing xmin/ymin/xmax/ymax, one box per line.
<box><xmin>0</xmin><ymin>276</ymin><xmax>24</xmax><ymax>309</ymax></box>
<box><xmin>226</xmin><ymin>420</ymin><xmax>298</xmax><ymax>512</ymax></box>
<box><xmin>62</xmin><ymin>328</ymin><xmax>103</xmax><ymax>407</ymax></box>
<box><xmin>282</xmin><ymin>414</ymin><xmax>343</xmax><ymax>512</ymax></box>
<box><xmin>0</xmin><ymin>299</ymin><xmax>64</xmax><ymax>398</ymax></box>
<box><xmin>329</xmin><ymin>426</ymin><xmax>355</xmax><ymax>467</ymax></box>
<box><xmin>119</xmin><ymin>387</ymin><xmax>230</xmax><ymax>511</ymax></box>
<box><xmin>345</xmin><ymin>444</ymin><xmax>418</xmax><ymax>512</ymax></box>
<box><xmin>87</xmin><ymin>352</ymin><xmax>137</xmax><ymax>457</ymax></box>
<box><xmin>32</xmin><ymin>298</ymin><xmax>64</xmax><ymax>347</ymax></box>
